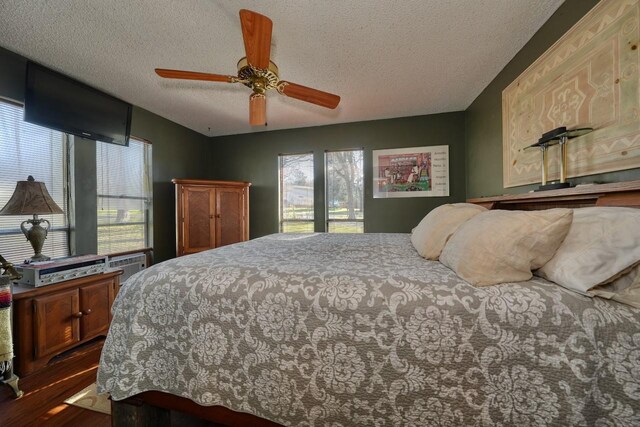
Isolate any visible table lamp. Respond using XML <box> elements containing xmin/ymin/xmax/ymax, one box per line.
<box><xmin>0</xmin><ymin>176</ymin><xmax>64</xmax><ymax>262</ymax></box>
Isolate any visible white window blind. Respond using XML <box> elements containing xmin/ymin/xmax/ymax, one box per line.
<box><xmin>279</xmin><ymin>153</ymin><xmax>314</xmax><ymax>232</ymax></box>
<box><xmin>97</xmin><ymin>137</ymin><xmax>152</xmax><ymax>254</ymax></box>
<box><xmin>326</xmin><ymin>149</ymin><xmax>364</xmax><ymax>233</ymax></box>
<box><xmin>0</xmin><ymin>101</ymin><xmax>70</xmax><ymax>263</ymax></box>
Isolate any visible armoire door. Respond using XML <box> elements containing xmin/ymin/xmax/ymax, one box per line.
<box><xmin>216</xmin><ymin>187</ymin><xmax>245</xmax><ymax>247</ymax></box>
<box><xmin>182</xmin><ymin>186</ymin><xmax>215</xmax><ymax>254</ymax></box>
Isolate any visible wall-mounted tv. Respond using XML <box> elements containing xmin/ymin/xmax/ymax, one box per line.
<box><xmin>24</xmin><ymin>61</ymin><xmax>132</xmax><ymax>146</ymax></box>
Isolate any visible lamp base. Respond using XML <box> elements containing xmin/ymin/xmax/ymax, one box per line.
<box><xmin>29</xmin><ymin>253</ymin><xmax>51</xmax><ymax>263</ymax></box>
<box><xmin>535</xmin><ymin>182</ymin><xmax>572</xmax><ymax>192</ymax></box>
<box><xmin>20</xmin><ymin>215</ymin><xmax>52</xmax><ymax>263</ymax></box>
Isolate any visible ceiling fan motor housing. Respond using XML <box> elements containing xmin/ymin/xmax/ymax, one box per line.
<box><xmin>237</xmin><ymin>57</ymin><xmax>280</xmax><ymax>94</ymax></box>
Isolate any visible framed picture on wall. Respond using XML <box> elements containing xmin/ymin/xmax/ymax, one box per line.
<box><xmin>372</xmin><ymin>145</ymin><xmax>449</xmax><ymax>198</ymax></box>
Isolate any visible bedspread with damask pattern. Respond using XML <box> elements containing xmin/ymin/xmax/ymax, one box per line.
<box><xmin>97</xmin><ymin>233</ymin><xmax>640</xmax><ymax>426</ymax></box>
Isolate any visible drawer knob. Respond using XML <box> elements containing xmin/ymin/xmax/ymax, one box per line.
<box><xmin>72</xmin><ymin>312</ymin><xmax>83</xmax><ymax>318</ymax></box>
<box><xmin>83</xmin><ymin>308</ymin><xmax>93</xmax><ymax>316</ymax></box>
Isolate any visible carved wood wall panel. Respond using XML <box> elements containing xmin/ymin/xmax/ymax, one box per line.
<box><xmin>502</xmin><ymin>0</ymin><xmax>640</xmax><ymax>188</ymax></box>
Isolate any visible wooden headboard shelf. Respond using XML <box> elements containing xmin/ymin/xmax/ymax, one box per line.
<box><xmin>467</xmin><ymin>180</ymin><xmax>640</xmax><ymax>210</ymax></box>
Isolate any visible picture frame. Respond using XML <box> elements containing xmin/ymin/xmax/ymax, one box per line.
<box><xmin>372</xmin><ymin>145</ymin><xmax>449</xmax><ymax>198</ymax></box>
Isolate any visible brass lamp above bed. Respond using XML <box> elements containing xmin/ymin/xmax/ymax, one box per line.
<box><xmin>526</xmin><ymin>127</ymin><xmax>592</xmax><ymax>191</ymax></box>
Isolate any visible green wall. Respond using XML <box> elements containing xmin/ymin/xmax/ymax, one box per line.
<box><xmin>208</xmin><ymin>112</ymin><xmax>466</xmax><ymax>238</ymax></box>
<box><xmin>0</xmin><ymin>48</ymin><xmax>25</xmax><ymax>102</ymax></box>
<box><xmin>71</xmin><ymin>137</ymin><xmax>98</xmax><ymax>256</ymax></box>
<box><xmin>465</xmin><ymin>0</ymin><xmax>640</xmax><ymax>198</ymax></box>
<box><xmin>0</xmin><ymin>46</ymin><xmax>212</xmax><ymax>263</ymax></box>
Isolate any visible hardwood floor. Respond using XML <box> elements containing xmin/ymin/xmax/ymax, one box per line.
<box><xmin>0</xmin><ymin>339</ymin><xmax>111</xmax><ymax>427</ymax></box>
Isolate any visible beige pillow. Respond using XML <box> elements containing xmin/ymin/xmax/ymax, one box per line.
<box><xmin>536</xmin><ymin>207</ymin><xmax>640</xmax><ymax>304</ymax></box>
<box><xmin>440</xmin><ymin>209</ymin><xmax>573</xmax><ymax>286</ymax></box>
<box><xmin>411</xmin><ymin>203</ymin><xmax>487</xmax><ymax>260</ymax></box>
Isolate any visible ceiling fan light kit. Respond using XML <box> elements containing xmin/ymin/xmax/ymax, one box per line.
<box><xmin>155</xmin><ymin>9</ymin><xmax>340</xmax><ymax>127</ymax></box>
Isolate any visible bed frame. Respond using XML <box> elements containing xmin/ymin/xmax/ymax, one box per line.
<box><xmin>110</xmin><ymin>180</ymin><xmax>640</xmax><ymax>427</ymax></box>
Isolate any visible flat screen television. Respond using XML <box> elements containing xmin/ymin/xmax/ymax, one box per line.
<box><xmin>24</xmin><ymin>61</ymin><xmax>132</xmax><ymax>146</ymax></box>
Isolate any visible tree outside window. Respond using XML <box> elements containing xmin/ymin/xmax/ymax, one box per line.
<box><xmin>326</xmin><ymin>149</ymin><xmax>364</xmax><ymax>233</ymax></box>
<box><xmin>279</xmin><ymin>153</ymin><xmax>314</xmax><ymax>232</ymax></box>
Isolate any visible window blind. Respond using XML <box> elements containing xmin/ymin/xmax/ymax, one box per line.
<box><xmin>0</xmin><ymin>101</ymin><xmax>69</xmax><ymax>263</ymax></box>
<box><xmin>97</xmin><ymin>137</ymin><xmax>152</xmax><ymax>254</ymax></box>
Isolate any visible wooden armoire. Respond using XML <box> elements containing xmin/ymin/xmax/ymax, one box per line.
<box><xmin>172</xmin><ymin>179</ymin><xmax>251</xmax><ymax>256</ymax></box>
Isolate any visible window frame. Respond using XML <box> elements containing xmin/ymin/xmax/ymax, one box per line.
<box><xmin>0</xmin><ymin>98</ymin><xmax>71</xmax><ymax>262</ymax></box>
<box><xmin>324</xmin><ymin>148</ymin><xmax>365</xmax><ymax>233</ymax></box>
<box><xmin>96</xmin><ymin>136</ymin><xmax>153</xmax><ymax>254</ymax></box>
<box><xmin>278</xmin><ymin>152</ymin><xmax>315</xmax><ymax>233</ymax></box>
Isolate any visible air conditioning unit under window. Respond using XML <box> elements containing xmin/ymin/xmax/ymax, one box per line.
<box><xmin>108</xmin><ymin>253</ymin><xmax>147</xmax><ymax>283</ymax></box>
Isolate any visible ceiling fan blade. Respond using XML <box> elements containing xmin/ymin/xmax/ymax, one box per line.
<box><xmin>155</xmin><ymin>68</ymin><xmax>237</xmax><ymax>83</ymax></box>
<box><xmin>249</xmin><ymin>93</ymin><xmax>266</xmax><ymax>126</ymax></box>
<box><xmin>239</xmin><ymin>9</ymin><xmax>272</xmax><ymax>70</ymax></box>
<box><xmin>278</xmin><ymin>81</ymin><xmax>340</xmax><ymax>109</ymax></box>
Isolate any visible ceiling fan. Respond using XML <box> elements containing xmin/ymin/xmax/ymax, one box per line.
<box><xmin>155</xmin><ymin>9</ymin><xmax>340</xmax><ymax>126</ymax></box>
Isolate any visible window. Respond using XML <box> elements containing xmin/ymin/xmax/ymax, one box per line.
<box><xmin>279</xmin><ymin>153</ymin><xmax>314</xmax><ymax>232</ymax></box>
<box><xmin>326</xmin><ymin>149</ymin><xmax>364</xmax><ymax>233</ymax></box>
<box><xmin>0</xmin><ymin>101</ymin><xmax>70</xmax><ymax>263</ymax></box>
<box><xmin>97</xmin><ymin>137</ymin><xmax>152</xmax><ymax>254</ymax></box>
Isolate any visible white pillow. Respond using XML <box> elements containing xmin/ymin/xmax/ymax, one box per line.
<box><xmin>536</xmin><ymin>207</ymin><xmax>640</xmax><ymax>297</ymax></box>
<box><xmin>410</xmin><ymin>203</ymin><xmax>486</xmax><ymax>260</ymax></box>
<box><xmin>591</xmin><ymin>264</ymin><xmax>640</xmax><ymax>308</ymax></box>
<box><xmin>440</xmin><ymin>209</ymin><xmax>573</xmax><ymax>286</ymax></box>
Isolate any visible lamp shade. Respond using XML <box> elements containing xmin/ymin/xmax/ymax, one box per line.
<box><xmin>0</xmin><ymin>176</ymin><xmax>64</xmax><ymax>215</ymax></box>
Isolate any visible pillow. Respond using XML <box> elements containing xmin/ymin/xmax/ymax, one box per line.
<box><xmin>410</xmin><ymin>203</ymin><xmax>486</xmax><ymax>260</ymax></box>
<box><xmin>536</xmin><ymin>206</ymin><xmax>640</xmax><ymax>300</ymax></box>
<box><xmin>440</xmin><ymin>209</ymin><xmax>573</xmax><ymax>286</ymax></box>
<box><xmin>591</xmin><ymin>264</ymin><xmax>640</xmax><ymax>308</ymax></box>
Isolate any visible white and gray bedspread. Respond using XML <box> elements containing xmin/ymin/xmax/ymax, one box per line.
<box><xmin>97</xmin><ymin>233</ymin><xmax>640</xmax><ymax>426</ymax></box>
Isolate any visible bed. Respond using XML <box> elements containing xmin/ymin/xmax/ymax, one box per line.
<box><xmin>98</xmin><ymin>181</ymin><xmax>640</xmax><ymax>426</ymax></box>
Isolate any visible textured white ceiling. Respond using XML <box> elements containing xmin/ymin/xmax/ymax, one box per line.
<box><xmin>0</xmin><ymin>0</ymin><xmax>564</xmax><ymax>137</ymax></box>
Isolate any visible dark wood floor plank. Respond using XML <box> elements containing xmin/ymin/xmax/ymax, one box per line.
<box><xmin>33</xmin><ymin>403</ymin><xmax>111</xmax><ymax>427</ymax></box>
<box><xmin>0</xmin><ymin>340</ymin><xmax>111</xmax><ymax>426</ymax></box>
